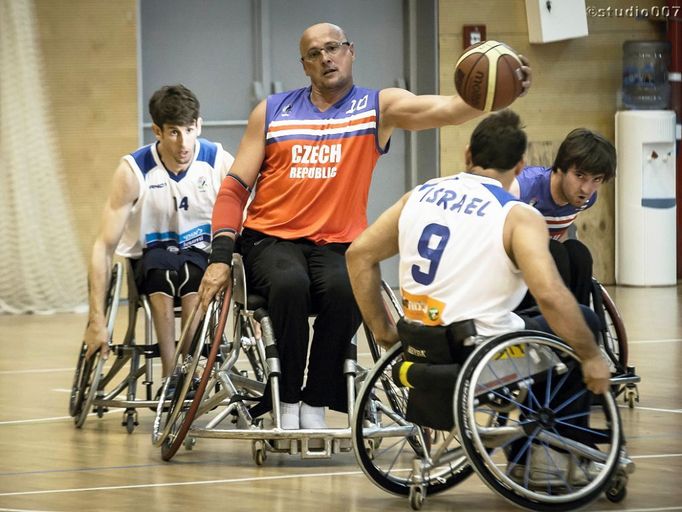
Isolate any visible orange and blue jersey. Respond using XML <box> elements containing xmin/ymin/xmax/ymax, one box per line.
<box><xmin>516</xmin><ymin>166</ymin><xmax>596</xmax><ymax>240</ymax></box>
<box><xmin>243</xmin><ymin>85</ymin><xmax>388</xmax><ymax>244</ymax></box>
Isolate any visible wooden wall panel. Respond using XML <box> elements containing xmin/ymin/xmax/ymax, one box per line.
<box><xmin>34</xmin><ymin>0</ymin><xmax>138</xmax><ymax>259</ymax></box>
<box><xmin>439</xmin><ymin>0</ymin><xmax>666</xmax><ymax>283</ymax></box>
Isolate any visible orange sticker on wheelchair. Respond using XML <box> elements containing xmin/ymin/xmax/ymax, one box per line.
<box><xmin>400</xmin><ymin>289</ymin><xmax>446</xmax><ymax>326</ymax></box>
<box><xmin>493</xmin><ymin>345</ymin><xmax>526</xmax><ymax>360</ymax></box>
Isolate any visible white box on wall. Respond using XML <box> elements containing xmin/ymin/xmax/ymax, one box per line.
<box><xmin>525</xmin><ymin>0</ymin><xmax>589</xmax><ymax>43</ymax></box>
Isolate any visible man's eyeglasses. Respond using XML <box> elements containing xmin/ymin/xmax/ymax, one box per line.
<box><xmin>301</xmin><ymin>41</ymin><xmax>351</xmax><ymax>63</ymax></box>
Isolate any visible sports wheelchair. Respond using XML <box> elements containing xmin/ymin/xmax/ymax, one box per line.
<box><xmin>69</xmin><ymin>259</ymin><xmax>195</xmax><ymax>433</ymax></box>
<box><xmin>352</xmin><ymin>318</ymin><xmax>635</xmax><ymax>511</ymax></box>
<box><xmin>152</xmin><ymin>254</ymin><xmax>401</xmax><ymax>463</ymax></box>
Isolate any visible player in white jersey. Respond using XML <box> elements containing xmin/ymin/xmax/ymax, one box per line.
<box><xmin>83</xmin><ymin>85</ymin><xmax>234</xmax><ymax>381</ymax></box>
<box><xmin>347</xmin><ymin>110</ymin><xmax>610</xmax><ymax>396</ymax></box>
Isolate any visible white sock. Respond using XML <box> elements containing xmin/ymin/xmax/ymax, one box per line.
<box><xmin>300</xmin><ymin>402</ymin><xmax>327</xmax><ymax>429</ymax></box>
<box><xmin>280</xmin><ymin>401</ymin><xmax>300</xmax><ymax>430</ymax></box>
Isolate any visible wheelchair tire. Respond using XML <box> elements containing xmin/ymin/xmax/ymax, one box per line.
<box><xmin>71</xmin><ymin>350</ymin><xmax>106</xmax><ymax>428</ymax></box>
<box><xmin>155</xmin><ymin>287</ymin><xmax>232</xmax><ymax>461</ymax></box>
<box><xmin>69</xmin><ymin>262</ymin><xmax>122</xmax><ymax>426</ymax></box>
<box><xmin>454</xmin><ymin>331</ymin><xmax>623</xmax><ymax>512</ymax></box>
<box><xmin>597</xmin><ymin>283</ymin><xmax>628</xmax><ymax>371</ymax></box>
<box><xmin>353</xmin><ymin>343</ymin><xmax>473</xmax><ymax>497</ymax></box>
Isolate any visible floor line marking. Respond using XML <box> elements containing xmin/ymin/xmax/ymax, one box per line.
<box><xmin>591</xmin><ymin>507</ymin><xmax>682</xmax><ymax>512</ymax></box>
<box><xmin>3</xmin><ymin>403</ymin><xmax>682</xmax><ymax>427</ymax></box>
<box><xmin>0</xmin><ymin>410</ymin><xmax>123</xmax><ymax>426</ymax></box>
<box><xmin>629</xmin><ymin>338</ymin><xmax>681</xmax><ymax>345</ymax></box>
<box><xmin>619</xmin><ymin>405</ymin><xmax>682</xmax><ymax>414</ymax></box>
<box><xmin>630</xmin><ymin>453</ymin><xmax>682</xmax><ymax>459</ymax></box>
<box><xmin>2</xmin><ymin>453</ymin><xmax>682</xmax><ymax>496</ymax></box>
<box><xmin>0</xmin><ymin>368</ymin><xmax>73</xmax><ymax>375</ymax></box>
<box><xmin>0</xmin><ymin>508</ymin><xmax>57</xmax><ymax>512</ymax></box>
<box><xmin>0</xmin><ymin>470</ymin><xmax>365</xmax><ymax>497</ymax></box>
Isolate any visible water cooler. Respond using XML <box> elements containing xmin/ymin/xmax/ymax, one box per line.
<box><xmin>615</xmin><ymin>110</ymin><xmax>677</xmax><ymax>285</ymax></box>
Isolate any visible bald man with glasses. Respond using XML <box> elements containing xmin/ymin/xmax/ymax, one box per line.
<box><xmin>199</xmin><ymin>22</ymin><xmax>531</xmax><ymax>429</ymax></box>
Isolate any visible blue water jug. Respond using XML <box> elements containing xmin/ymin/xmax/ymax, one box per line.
<box><xmin>622</xmin><ymin>40</ymin><xmax>671</xmax><ymax>110</ymax></box>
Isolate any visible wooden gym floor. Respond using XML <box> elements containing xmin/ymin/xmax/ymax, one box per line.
<box><xmin>0</xmin><ymin>284</ymin><xmax>681</xmax><ymax>512</ymax></box>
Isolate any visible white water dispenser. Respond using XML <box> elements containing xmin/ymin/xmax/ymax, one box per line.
<box><xmin>615</xmin><ymin>110</ymin><xmax>677</xmax><ymax>286</ymax></box>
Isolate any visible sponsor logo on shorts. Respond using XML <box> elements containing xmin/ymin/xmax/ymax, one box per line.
<box><xmin>406</xmin><ymin>346</ymin><xmax>427</xmax><ymax>358</ymax></box>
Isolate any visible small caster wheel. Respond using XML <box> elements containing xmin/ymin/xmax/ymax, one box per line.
<box><xmin>125</xmin><ymin>414</ymin><xmax>136</xmax><ymax>434</ymax></box>
<box><xmin>184</xmin><ymin>436</ymin><xmax>196</xmax><ymax>451</ymax></box>
<box><xmin>625</xmin><ymin>387</ymin><xmax>639</xmax><ymax>409</ymax></box>
<box><xmin>97</xmin><ymin>405</ymin><xmax>107</xmax><ymax>418</ymax></box>
<box><xmin>409</xmin><ymin>486</ymin><xmax>425</xmax><ymax>510</ymax></box>
<box><xmin>252</xmin><ymin>441</ymin><xmax>267</xmax><ymax>466</ymax></box>
<box><xmin>606</xmin><ymin>477</ymin><xmax>627</xmax><ymax>503</ymax></box>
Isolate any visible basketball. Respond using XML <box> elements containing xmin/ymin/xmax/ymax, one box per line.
<box><xmin>454</xmin><ymin>40</ymin><xmax>525</xmax><ymax>112</ymax></box>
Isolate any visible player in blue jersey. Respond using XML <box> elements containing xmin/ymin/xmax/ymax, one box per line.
<box><xmin>510</xmin><ymin>129</ymin><xmax>616</xmax><ymax>306</ymax></box>
<box><xmin>83</xmin><ymin>85</ymin><xmax>234</xmax><ymax>380</ymax></box>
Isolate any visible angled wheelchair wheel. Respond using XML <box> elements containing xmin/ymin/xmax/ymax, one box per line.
<box><xmin>594</xmin><ymin>282</ymin><xmax>628</xmax><ymax>371</ymax></box>
<box><xmin>69</xmin><ymin>262</ymin><xmax>122</xmax><ymax>427</ymax></box>
<box><xmin>455</xmin><ymin>331</ymin><xmax>623</xmax><ymax>511</ymax></box>
<box><xmin>70</xmin><ymin>351</ymin><xmax>107</xmax><ymax>428</ymax></box>
<box><xmin>154</xmin><ymin>286</ymin><xmax>231</xmax><ymax>461</ymax></box>
<box><xmin>353</xmin><ymin>343</ymin><xmax>473</xmax><ymax>497</ymax></box>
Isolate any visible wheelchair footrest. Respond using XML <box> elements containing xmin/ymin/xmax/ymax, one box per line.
<box><xmin>270</xmin><ymin>437</ymin><xmax>352</xmax><ymax>458</ymax></box>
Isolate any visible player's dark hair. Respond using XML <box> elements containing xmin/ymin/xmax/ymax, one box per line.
<box><xmin>149</xmin><ymin>84</ymin><xmax>200</xmax><ymax>128</ymax></box>
<box><xmin>552</xmin><ymin>128</ymin><xmax>616</xmax><ymax>181</ymax></box>
<box><xmin>469</xmin><ymin>109</ymin><xmax>526</xmax><ymax>171</ymax></box>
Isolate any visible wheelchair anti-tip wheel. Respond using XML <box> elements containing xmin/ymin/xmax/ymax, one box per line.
<box><xmin>353</xmin><ymin>343</ymin><xmax>473</xmax><ymax>498</ymax></box>
<box><xmin>454</xmin><ymin>331</ymin><xmax>624</xmax><ymax>512</ymax></box>
<box><xmin>69</xmin><ymin>262</ymin><xmax>122</xmax><ymax>427</ymax></box>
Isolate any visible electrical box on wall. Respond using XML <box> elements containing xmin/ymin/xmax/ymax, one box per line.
<box><xmin>525</xmin><ymin>0</ymin><xmax>589</xmax><ymax>43</ymax></box>
<box><xmin>463</xmin><ymin>25</ymin><xmax>486</xmax><ymax>50</ymax></box>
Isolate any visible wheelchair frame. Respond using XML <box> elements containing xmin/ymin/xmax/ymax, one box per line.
<box><xmin>152</xmin><ymin>254</ymin><xmax>399</xmax><ymax>463</ymax></box>
<box><xmin>352</xmin><ymin>331</ymin><xmax>635</xmax><ymax>511</ymax></box>
<box><xmin>69</xmin><ymin>259</ymin><xmax>175</xmax><ymax>433</ymax></box>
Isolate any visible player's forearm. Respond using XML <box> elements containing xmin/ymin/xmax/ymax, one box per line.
<box><xmin>346</xmin><ymin>253</ymin><xmax>393</xmax><ymax>338</ymax></box>
<box><xmin>381</xmin><ymin>88</ymin><xmax>482</xmax><ymax>134</ymax></box>
<box><xmin>399</xmin><ymin>95</ymin><xmax>481</xmax><ymax>131</ymax></box>
<box><xmin>211</xmin><ymin>174</ymin><xmax>251</xmax><ymax>237</ymax></box>
<box><xmin>87</xmin><ymin>239</ymin><xmax>113</xmax><ymax>322</ymax></box>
